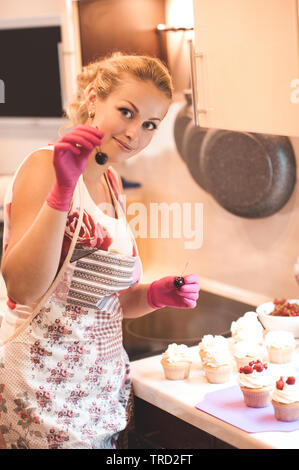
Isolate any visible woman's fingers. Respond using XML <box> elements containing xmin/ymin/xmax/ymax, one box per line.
<box><xmin>184</xmin><ymin>274</ymin><xmax>199</xmax><ymax>284</ymax></box>
<box><xmin>176</xmin><ymin>291</ymin><xmax>199</xmax><ymax>300</ymax></box>
<box><xmin>182</xmin><ymin>298</ymin><xmax>197</xmax><ymax>308</ymax></box>
<box><xmin>76</xmin><ymin>124</ymin><xmax>104</xmax><ymax>139</ymax></box>
<box><xmin>54</xmin><ymin>142</ymin><xmax>81</xmax><ymax>155</ymax></box>
<box><xmin>179</xmin><ymin>283</ymin><xmax>200</xmax><ymax>294</ymax></box>
<box><xmin>62</xmin><ymin>134</ymin><xmax>94</xmax><ymax>150</ymax></box>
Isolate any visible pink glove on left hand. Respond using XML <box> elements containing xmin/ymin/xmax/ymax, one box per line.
<box><xmin>147</xmin><ymin>274</ymin><xmax>200</xmax><ymax>310</ymax></box>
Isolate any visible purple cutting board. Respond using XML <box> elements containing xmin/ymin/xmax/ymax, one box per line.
<box><xmin>195</xmin><ymin>386</ymin><xmax>299</xmax><ymax>433</ymax></box>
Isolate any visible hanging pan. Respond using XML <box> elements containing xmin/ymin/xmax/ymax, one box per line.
<box><xmin>181</xmin><ymin>126</ymin><xmax>296</xmax><ymax>218</ymax></box>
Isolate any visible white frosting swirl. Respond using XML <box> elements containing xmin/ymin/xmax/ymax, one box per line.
<box><xmin>272</xmin><ymin>381</ymin><xmax>299</xmax><ymax>404</ymax></box>
<box><xmin>162</xmin><ymin>343</ymin><xmax>192</xmax><ymax>363</ymax></box>
<box><xmin>231</xmin><ymin>311</ymin><xmax>264</xmax><ymax>343</ymax></box>
<box><xmin>199</xmin><ymin>334</ymin><xmax>228</xmax><ymax>351</ymax></box>
<box><xmin>265</xmin><ymin>331</ymin><xmax>295</xmax><ymax>349</ymax></box>
<box><xmin>199</xmin><ymin>335</ymin><xmax>231</xmax><ymax>366</ymax></box>
<box><xmin>233</xmin><ymin>340</ymin><xmax>267</xmax><ymax>359</ymax></box>
<box><xmin>203</xmin><ymin>349</ymin><xmax>232</xmax><ymax>367</ymax></box>
<box><xmin>238</xmin><ymin>368</ymin><xmax>273</xmax><ymax>389</ymax></box>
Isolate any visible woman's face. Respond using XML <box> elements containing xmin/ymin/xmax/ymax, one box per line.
<box><xmin>89</xmin><ymin>74</ymin><xmax>170</xmax><ymax>163</ymax></box>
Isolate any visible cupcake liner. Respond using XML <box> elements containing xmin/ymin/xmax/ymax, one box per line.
<box><xmin>203</xmin><ymin>364</ymin><xmax>232</xmax><ymax>384</ymax></box>
<box><xmin>272</xmin><ymin>400</ymin><xmax>299</xmax><ymax>422</ymax></box>
<box><xmin>241</xmin><ymin>386</ymin><xmax>272</xmax><ymax>408</ymax></box>
<box><xmin>161</xmin><ymin>360</ymin><xmax>191</xmax><ymax>380</ymax></box>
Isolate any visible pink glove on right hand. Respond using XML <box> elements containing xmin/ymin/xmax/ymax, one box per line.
<box><xmin>147</xmin><ymin>274</ymin><xmax>200</xmax><ymax>310</ymax></box>
<box><xmin>46</xmin><ymin>125</ymin><xmax>104</xmax><ymax>211</ymax></box>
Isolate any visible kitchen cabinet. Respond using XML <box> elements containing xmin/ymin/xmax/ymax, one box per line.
<box><xmin>190</xmin><ymin>0</ymin><xmax>299</xmax><ymax>136</ymax></box>
<box><xmin>129</xmin><ymin>397</ymin><xmax>234</xmax><ymax>449</ymax></box>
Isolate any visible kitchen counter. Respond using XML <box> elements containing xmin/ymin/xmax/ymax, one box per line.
<box><xmin>130</xmin><ymin>344</ymin><xmax>299</xmax><ymax>449</ymax></box>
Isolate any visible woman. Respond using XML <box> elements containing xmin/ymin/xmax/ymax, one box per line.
<box><xmin>0</xmin><ymin>52</ymin><xmax>200</xmax><ymax>449</ymax></box>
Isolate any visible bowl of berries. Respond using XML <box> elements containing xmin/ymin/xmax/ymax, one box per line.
<box><xmin>256</xmin><ymin>299</ymin><xmax>299</xmax><ymax>337</ymax></box>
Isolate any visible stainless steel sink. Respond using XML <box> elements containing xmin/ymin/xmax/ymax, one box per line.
<box><xmin>122</xmin><ymin>289</ymin><xmax>256</xmax><ymax>361</ymax></box>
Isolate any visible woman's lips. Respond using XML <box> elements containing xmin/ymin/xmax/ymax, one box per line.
<box><xmin>113</xmin><ymin>137</ymin><xmax>133</xmax><ymax>153</ymax></box>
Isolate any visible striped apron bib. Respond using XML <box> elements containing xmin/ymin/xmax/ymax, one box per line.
<box><xmin>0</xmin><ymin>173</ymin><xmax>141</xmax><ymax>449</ymax></box>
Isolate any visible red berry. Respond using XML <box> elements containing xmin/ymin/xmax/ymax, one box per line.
<box><xmin>286</xmin><ymin>376</ymin><xmax>296</xmax><ymax>385</ymax></box>
<box><xmin>253</xmin><ymin>363</ymin><xmax>264</xmax><ymax>372</ymax></box>
<box><xmin>242</xmin><ymin>365</ymin><xmax>253</xmax><ymax>374</ymax></box>
<box><xmin>276</xmin><ymin>377</ymin><xmax>284</xmax><ymax>390</ymax></box>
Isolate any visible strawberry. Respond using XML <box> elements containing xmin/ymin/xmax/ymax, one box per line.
<box><xmin>286</xmin><ymin>376</ymin><xmax>296</xmax><ymax>385</ymax></box>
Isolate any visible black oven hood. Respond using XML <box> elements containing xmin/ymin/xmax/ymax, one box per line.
<box><xmin>123</xmin><ymin>289</ymin><xmax>256</xmax><ymax>361</ymax></box>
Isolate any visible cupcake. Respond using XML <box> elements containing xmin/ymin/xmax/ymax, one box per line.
<box><xmin>272</xmin><ymin>376</ymin><xmax>299</xmax><ymax>422</ymax></box>
<box><xmin>231</xmin><ymin>311</ymin><xmax>264</xmax><ymax>345</ymax></box>
<box><xmin>265</xmin><ymin>331</ymin><xmax>295</xmax><ymax>364</ymax></box>
<box><xmin>199</xmin><ymin>334</ymin><xmax>229</xmax><ymax>364</ymax></box>
<box><xmin>238</xmin><ymin>360</ymin><xmax>273</xmax><ymax>408</ymax></box>
<box><xmin>232</xmin><ymin>340</ymin><xmax>268</xmax><ymax>368</ymax></box>
<box><xmin>199</xmin><ymin>335</ymin><xmax>233</xmax><ymax>384</ymax></box>
<box><xmin>161</xmin><ymin>343</ymin><xmax>192</xmax><ymax>380</ymax></box>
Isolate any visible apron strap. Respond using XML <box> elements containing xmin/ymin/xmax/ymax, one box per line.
<box><xmin>103</xmin><ymin>169</ymin><xmax>140</xmax><ymax>258</ymax></box>
<box><xmin>1</xmin><ymin>176</ymin><xmax>85</xmax><ymax>345</ymax></box>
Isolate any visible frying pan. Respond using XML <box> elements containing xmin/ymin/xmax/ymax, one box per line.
<box><xmin>173</xmin><ymin>104</ymin><xmax>192</xmax><ymax>157</ymax></box>
<box><xmin>180</xmin><ymin>124</ymin><xmax>296</xmax><ymax>218</ymax></box>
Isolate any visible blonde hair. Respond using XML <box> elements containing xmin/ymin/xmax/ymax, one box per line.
<box><xmin>62</xmin><ymin>52</ymin><xmax>173</xmax><ymax>131</ymax></box>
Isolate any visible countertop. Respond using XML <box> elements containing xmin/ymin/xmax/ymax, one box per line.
<box><xmin>130</xmin><ymin>344</ymin><xmax>299</xmax><ymax>449</ymax></box>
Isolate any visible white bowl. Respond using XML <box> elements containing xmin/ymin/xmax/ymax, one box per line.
<box><xmin>256</xmin><ymin>299</ymin><xmax>299</xmax><ymax>338</ymax></box>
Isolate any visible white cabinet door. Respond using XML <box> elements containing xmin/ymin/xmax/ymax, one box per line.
<box><xmin>191</xmin><ymin>0</ymin><xmax>299</xmax><ymax>136</ymax></box>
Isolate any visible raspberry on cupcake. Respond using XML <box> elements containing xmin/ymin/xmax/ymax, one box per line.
<box><xmin>161</xmin><ymin>343</ymin><xmax>192</xmax><ymax>380</ymax></box>
<box><xmin>238</xmin><ymin>360</ymin><xmax>273</xmax><ymax>408</ymax></box>
<box><xmin>232</xmin><ymin>340</ymin><xmax>268</xmax><ymax>369</ymax></box>
<box><xmin>272</xmin><ymin>376</ymin><xmax>299</xmax><ymax>422</ymax></box>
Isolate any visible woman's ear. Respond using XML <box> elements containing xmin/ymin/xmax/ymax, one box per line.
<box><xmin>84</xmin><ymin>84</ymin><xmax>97</xmax><ymax>111</ymax></box>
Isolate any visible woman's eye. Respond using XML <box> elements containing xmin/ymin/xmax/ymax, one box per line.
<box><xmin>143</xmin><ymin>121</ymin><xmax>157</xmax><ymax>131</ymax></box>
<box><xmin>119</xmin><ymin>108</ymin><xmax>133</xmax><ymax>118</ymax></box>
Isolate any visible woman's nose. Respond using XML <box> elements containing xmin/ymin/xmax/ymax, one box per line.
<box><xmin>125</xmin><ymin>122</ymin><xmax>140</xmax><ymax>142</ymax></box>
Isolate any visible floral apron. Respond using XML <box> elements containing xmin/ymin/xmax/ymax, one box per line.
<box><xmin>0</xmin><ymin>173</ymin><xmax>141</xmax><ymax>449</ymax></box>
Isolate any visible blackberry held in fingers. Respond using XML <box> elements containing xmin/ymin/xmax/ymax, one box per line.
<box><xmin>174</xmin><ymin>276</ymin><xmax>185</xmax><ymax>290</ymax></box>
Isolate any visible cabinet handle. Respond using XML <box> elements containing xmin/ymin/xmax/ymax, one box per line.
<box><xmin>188</xmin><ymin>40</ymin><xmax>208</xmax><ymax>127</ymax></box>
<box><xmin>188</xmin><ymin>40</ymin><xmax>214</xmax><ymax>126</ymax></box>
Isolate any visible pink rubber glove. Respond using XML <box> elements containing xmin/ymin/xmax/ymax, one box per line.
<box><xmin>147</xmin><ymin>274</ymin><xmax>200</xmax><ymax>309</ymax></box>
<box><xmin>46</xmin><ymin>125</ymin><xmax>104</xmax><ymax>211</ymax></box>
